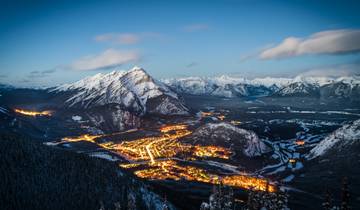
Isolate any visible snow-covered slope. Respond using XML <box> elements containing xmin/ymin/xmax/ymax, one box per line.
<box><xmin>164</xmin><ymin>75</ymin><xmax>360</xmax><ymax>99</ymax></box>
<box><xmin>275</xmin><ymin>82</ymin><xmax>320</xmax><ymax>97</ymax></box>
<box><xmin>274</xmin><ymin>76</ymin><xmax>359</xmax><ymax>97</ymax></box>
<box><xmin>189</xmin><ymin>122</ymin><xmax>270</xmax><ymax>157</ymax></box>
<box><xmin>308</xmin><ymin>119</ymin><xmax>360</xmax><ymax>159</ymax></box>
<box><xmin>51</xmin><ymin>67</ymin><xmax>188</xmax><ymax>116</ymax></box>
<box><xmin>163</xmin><ymin>76</ymin><xmax>273</xmax><ymax>98</ymax></box>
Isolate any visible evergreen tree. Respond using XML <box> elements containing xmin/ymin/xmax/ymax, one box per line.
<box><xmin>203</xmin><ymin>181</ymin><xmax>235</xmax><ymax>210</ymax></box>
<box><xmin>322</xmin><ymin>189</ymin><xmax>332</xmax><ymax>210</ymax></box>
<box><xmin>200</xmin><ymin>202</ymin><xmax>210</xmax><ymax>210</ymax></box>
<box><xmin>223</xmin><ymin>186</ymin><xmax>234</xmax><ymax>210</ymax></box>
<box><xmin>162</xmin><ymin>195</ymin><xmax>169</xmax><ymax>210</ymax></box>
<box><xmin>99</xmin><ymin>201</ymin><xmax>105</xmax><ymax>210</ymax></box>
<box><xmin>340</xmin><ymin>177</ymin><xmax>350</xmax><ymax>210</ymax></box>
<box><xmin>244</xmin><ymin>189</ymin><xmax>289</xmax><ymax>210</ymax></box>
<box><xmin>127</xmin><ymin>193</ymin><xmax>136</xmax><ymax>210</ymax></box>
<box><xmin>114</xmin><ymin>202</ymin><xmax>121</xmax><ymax>210</ymax></box>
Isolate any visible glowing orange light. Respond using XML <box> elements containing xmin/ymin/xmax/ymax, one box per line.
<box><xmin>201</xmin><ymin>112</ymin><xmax>213</xmax><ymax>117</ymax></box>
<box><xmin>230</xmin><ymin>120</ymin><xmax>241</xmax><ymax>125</ymax></box>
<box><xmin>289</xmin><ymin>159</ymin><xmax>296</xmax><ymax>163</ymax></box>
<box><xmin>134</xmin><ymin>160</ymin><xmax>276</xmax><ymax>192</ymax></box>
<box><xmin>193</xmin><ymin>145</ymin><xmax>231</xmax><ymax>159</ymax></box>
<box><xmin>119</xmin><ymin>163</ymin><xmax>141</xmax><ymax>169</ymax></box>
<box><xmin>295</xmin><ymin>140</ymin><xmax>305</xmax><ymax>146</ymax></box>
<box><xmin>218</xmin><ymin>115</ymin><xmax>226</xmax><ymax>121</ymax></box>
<box><xmin>62</xmin><ymin>134</ymin><xmax>102</xmax><ymax>143</ymax></box>
<box><xmin>14</xmin><ymin>109</ymin><xmax>52</xmax><ymax>116</ymax></box>
<box><xmin>159</xmin><ymin>124</ymin><xmax>188</xmax><ymax>133</ymax></box>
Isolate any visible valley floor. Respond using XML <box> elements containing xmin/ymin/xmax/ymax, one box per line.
<box><xmin>1</xmin><ymin>95</ymin><xmax>359</xmax><ymax>209</ymax></box>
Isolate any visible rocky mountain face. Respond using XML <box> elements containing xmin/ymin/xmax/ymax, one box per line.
<box><xmin>163</xmin><ymin>76</ymin><xmax>278</xmax><ymax>98</ymax></box>
<box><xmin>187</xmin><ymin>122</ymin><xmax>270</xmax><ymax>158</ymax></box>
<box><xmin>274</xmin><ymin>82</ymin><xmax>320</xmax><ymax>97</ymax></box>
<box><xmin>50</xmin><ymin>67</ymin><xmax>189</xmax><ymax>116</ymax></box>
<box><xmin>164</xmin><ymin>75</ymin><xmax>360</xmax><ymax>99</ymax></box>
<box><xmin>307</xmin><ymin>119</ymin><xmax>360</xmax><ymax>159</ymax></box>
<box><xmin>83</xmin><ymin>104</ymin><xmax>141</xmax><ymax>132</ymax></box>
<box><xmin>320</xmin><ymin>82</ymin><xmax>360</xmax><ymax>99</ymax></box>
<box><xmin>47</xmin><ymin>67</ymin><xmax>188</xmax><ymax>131</ymax></box>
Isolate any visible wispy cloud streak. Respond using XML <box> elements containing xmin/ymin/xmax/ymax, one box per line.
<box><xmin>260</xmin><ymin>29</ymin><xmax>360</xmax><ymax>59</ymax></box>
<box><xmin>70</xmin><ymin>49</ymin><xmax>140</xmax><ymax>71</ymax></box>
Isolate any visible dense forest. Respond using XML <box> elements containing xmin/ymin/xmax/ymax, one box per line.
<box><xmin>0</xmin><ymin>133</ymin><xmax>167</xmax><ymax>210</ymax></box>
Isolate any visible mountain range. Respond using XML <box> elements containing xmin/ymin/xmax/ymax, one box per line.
<box><xmin>164</xmin><ymin>74</ymin><xmax>360</xmax><ymax>99</ymax></box>
<box><xmin>2</xmin><ymin>67</ymin><xmax>360</xmax><ymax>102</ymax></box>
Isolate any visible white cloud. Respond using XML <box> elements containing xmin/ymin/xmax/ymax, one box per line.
<box><xmin>182</xmin><ymin>24</ymin><xmax>209</xmax><ymax>32</ymax></box>
<box><xmin>94</xmin><ymin>33</ymin><xmax>140</xmax><ymax>44</ymax></box>
<box><xmin>260</xmin><ymin>29</ymin><xmax>360</xmax><ymax>59</ymax></box>
<box><xmin>71</xmin><ymin>49</ymin><xmax>140</xmax><ymax>71</ymax></box>
<box><xmin>94</xmin><ymin>32</ymin><xmax>163</xmax><ymax>45</ymax></box>
<box><xmin>297</xmin><ymin>62</ymin><xmax>360</xmax><ymax>77</ymax></box>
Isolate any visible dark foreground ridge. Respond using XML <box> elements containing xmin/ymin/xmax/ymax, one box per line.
<box><xmin>0</xmin><ymin>133</ymin><xmax>169</xmax><ymax>210</ymax></box>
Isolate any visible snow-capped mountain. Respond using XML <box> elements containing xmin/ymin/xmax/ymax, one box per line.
<box><xmin>51</xmin><ymin>67</ymin><xmax>188</xmax><ymax>116</ymax></box>
<box><xmin>276</xmin><ymin>76</ymin><xmax>360</xmax><ymax>98</ymax></box>
<box><xmin>163</xmin><ymin>76</ymin><xmax>275</xmax><ymax>98</ymax></box>
<box><xmin>188</xmin><ymin>122</ymin><xmax>270</xmax><ymax>157</ymax></box>
<box><xmin>321</xmin><ymin>81</ymin><xmax>360</xmax><ymax>99</ymax></box>
<box><xmin>274</xmin><ymin>82</ymin><xmax>320</xmax><ymax>97</ymax></box>
<box><xmin>164</xmin><ymin>75</ymin><xmax>360</xmax><ymax>99</ymax></box>
<box><xmin>307</xmin><ymin>119</ymin><xmax>360</xmax><ymax>159</ymax></box>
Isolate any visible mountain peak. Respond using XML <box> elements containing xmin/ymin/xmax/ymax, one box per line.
<box><xmin>50</xmin><ymin>67</ymin><xmax>188</xmax><ymax>116</ymax></box>
<box><xmin>129</xmin><ymin>66</ymin><xmax>146</xmax><ymax>73</ymax></box>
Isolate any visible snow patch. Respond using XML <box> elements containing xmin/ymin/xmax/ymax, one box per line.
<box><xmin>308</xmin><ymin>119</ymin><xmax>360</xmax><ymax>159</ymax></box>
<box><xmin>72</xmin><ymin>115</ymin><xmax>82</xmax><ymax>121</ymax></box>
<box><xmin>89</xmin><ymin>152</ymin><xmax>119</xmax><ymax>161</ymax></box>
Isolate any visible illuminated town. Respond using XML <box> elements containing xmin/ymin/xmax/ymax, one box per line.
<box><xmin>14</xmin><ymin>108</ymin><xmax>276</xmax><ymax>193</ymax></box>
<box><xmin>60</xmin><ymin>124</ymin><xmax>276</xmax><ymax>192</ymax></box>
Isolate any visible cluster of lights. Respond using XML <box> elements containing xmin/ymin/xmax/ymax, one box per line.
<box><xmin>135</xmin><ymin>160</ymin><xmax>276</xmax><ymax>192</ymax></box>
<box><xmin>200</xmin><ymin>112</ymin><xmax>213</xmax><ymax>117</ymax></box>
<box><xmin>193</xmin><ymin>145</ymin><xmax>231</xmax><ymax>159</ymax></box>
<box><xmin>221</xmin><ymin>175</ymin><xmax>276</xmax><ymax>192</ymax></box>
<box><xmin>288</xmin><ymin>159</ymin><xmax>297</xmax><ymax>163</ymax></box>
<box><xmin>159</xmin><ymin>124</ymin><xmax>188</xmax><ymax>133</ymax></box>
<box><xmin>200</xmin><ymin>111</ymin><xmax>226</xmax><ymax>121</ymax></box>
<box><xmin>295</xmin><ymin>140</ymin><xmax>305</xmax><ymax>146</ymax></box>
<box><xmin>60</xmin><ymin>124</ymin><xmax>275</xmax><ymax>192</ymax></box>
<box><xmin>14</xmin><ymin>109</ymin><xmax>52</xmax><ymax>116</ymax></box>
<box><xmin>112</xmin><ymin>125</ymin><xmax>232</xmax><ymax>163</ymax></box>
<box><xmin>230</xmin><ymin>120</ymin><xmax>241</xmax><ymax>125</ymax></box>
<box><xmin>62</xmin><ymin>134</ymin><xmax>102</xmax><ymax>143</ymax></box>
<box><xmin>134</xmin><ymin>160</ymin><xmax>213</xmax><ymax>183</ymax></box>
<box><xmin>119</xmin><ymin>163</ymin><xmax>141</xmax><ymax>169</ymax></box>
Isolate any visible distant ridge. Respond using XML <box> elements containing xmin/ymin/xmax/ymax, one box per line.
<box><xmin>164</xmin><ymin>75</ymin><xmax>360</xmax><ymax>99</ymax></box>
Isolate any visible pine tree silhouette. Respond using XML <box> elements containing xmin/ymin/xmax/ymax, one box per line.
<box><xmin>322</xmin><ymin>188</ymin><xmax>332</xmax><ymax>210</ymax></box>
<box><xmin>341</xmin><ymin>177</ymin><xmax>350</xmax><ymax>210</ymax></box>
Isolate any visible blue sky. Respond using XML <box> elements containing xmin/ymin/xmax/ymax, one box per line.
<box><xmin>0</xmin><ymin>0</ymin><xmax>360</xmax><ymax>87</ymax></box>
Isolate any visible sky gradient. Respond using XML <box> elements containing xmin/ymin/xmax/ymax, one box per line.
<box><xmin>1</xmin><ymin>0</ymin><xmax>360</xmax><ymax>87</ymax></box>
